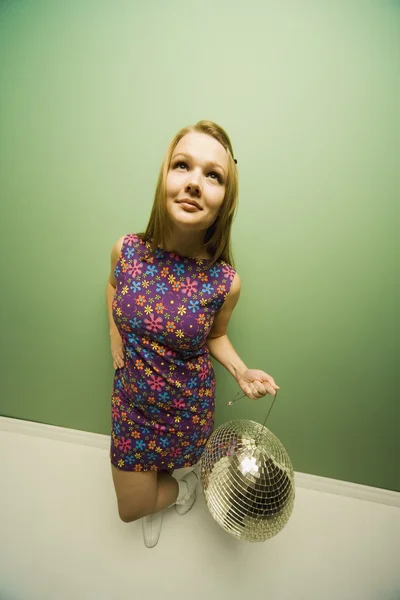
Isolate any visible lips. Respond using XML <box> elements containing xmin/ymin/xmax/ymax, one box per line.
<box><xmin>177</xmin><ymin>198</ymin><xmax>202</xmax><ymax>210</ymax></box>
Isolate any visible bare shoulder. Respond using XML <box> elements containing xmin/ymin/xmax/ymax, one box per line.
<box><xmin>108</xmin><ymin>235</ymin><xmax>126</xmax><ymax>287</ymax></box>
<box><xmin>111</xmin><ymin>235</ymin><xmax>125</xmax><ymax>263</ymax></box>
<box><xmin>219</xmin><ymin>271</ymin><xmax>241</xmax><ymax>313</ymax></box>
<box><xmin>207</xmin><ymin>271</ymin><xmax>241</xmax><ymax>338</ymax></box>
<box><xmin>229</xmin><ymin>271</ymin><xmax>241</xmax><ymax>298</ymax></box>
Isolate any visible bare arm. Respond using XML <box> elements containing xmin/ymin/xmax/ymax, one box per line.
<box><xmin>207</xmin><ymin>273</ymin><xmax>279</xmax><ymax>399</ymax></box>
<box><xmin>206</xmin><ymin>274</ymin><xmax>247</xmax><ymax>381</ymax></box>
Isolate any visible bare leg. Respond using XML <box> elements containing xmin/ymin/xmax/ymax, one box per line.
<box><xmin>142</xmin><ymin>470</ymin><xmax>177</xmax><ymax>548</ymax></box>
<box><xmin>112</xmin><ymin>466</ymin><xmax>179</xmax><ymax>522</ymax></box>
<box><xmin>155</xmin><ymin>471</ymin><xmax>179</xmax><ymax>511</ymax></box>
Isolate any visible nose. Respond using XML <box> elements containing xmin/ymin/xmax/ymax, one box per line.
<box><xmin>185</xmin><ymin>183</ymin><xmax>201</xmax><ymax>197</ymax></box>
<box><xmin>185</xmin><ymin>174</ymin><xmax>201</xmax><ymax>197</ymax></box>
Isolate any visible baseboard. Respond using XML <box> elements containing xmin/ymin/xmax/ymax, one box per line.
<box><xmin>293</xmin><ymin>471</ymin><xmax>400</xmax><ymax>508</ymax></box>
<box><xmin>1</xmin><ymin>416</ymin><xmax>399</xmax><ymax>508</ymax></box>
<box><xmin>0</xmin><ymin>416</ymin><xmax>110</xmax><ymax>450</ymax></box>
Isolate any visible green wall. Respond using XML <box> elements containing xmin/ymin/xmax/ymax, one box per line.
<box><xmin>1</xmin><ymin>0</ymin><xmax>399</xmax><ymax>491</ymax></box>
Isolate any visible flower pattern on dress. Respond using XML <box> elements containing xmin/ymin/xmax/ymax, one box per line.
<box><xmin>110</xmin><ymin>234</ymin><xmax>236</xmax><ymax>471</ymax></box>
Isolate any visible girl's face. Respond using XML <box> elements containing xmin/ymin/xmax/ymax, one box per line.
<box><xmin>165</xmin><ymin>132</ymin><xmax>229</xmax><ymax>234</ymax></box>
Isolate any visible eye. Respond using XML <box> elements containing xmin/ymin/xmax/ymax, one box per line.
<box><xmin>174</xmin><ymin>161</ymin><xmax>188</xmax><ymax>170</ymax></box>
<box><xmin>208</xmin><ymin>171</ymin><xmax>223</xmax><ymax>183</ymax></box>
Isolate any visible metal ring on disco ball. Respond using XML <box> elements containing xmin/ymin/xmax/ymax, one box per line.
<box><xmin>199</xmin><ymin>419</ymin><xmax>295</xmax><ymax>542</ymax></box>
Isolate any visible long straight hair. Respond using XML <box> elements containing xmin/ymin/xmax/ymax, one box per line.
<box><xmin>140</xmin><ymin>120</ymin><xmax>238</xmax><ymax>267</ymax></box>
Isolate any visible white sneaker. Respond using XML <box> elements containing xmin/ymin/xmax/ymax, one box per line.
<box><xmin>142</xmin><ymin>512</ymin><xmax>163</xmax><ymax>548</ymax></box>
<box><xmin>175</xmin><ymin>464</ymin><xmax>200</xmax><ymax>516</ymax></box>
<box><xmin>175</xmin><ymin>489</ymin><xmax>197</xmax><ymax>515</ymax></box>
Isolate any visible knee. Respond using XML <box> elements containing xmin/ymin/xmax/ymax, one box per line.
<box><xmin>117</xmin><ymin>501</ymin><xmax>155</xmax><ymax>523</ymax></box>
<box><xmin>118</xmin><ymin>509</ymin><xmax>141</xmax><ymax>523</ymax></box>
<box><xmin>111</xmin><ymin>466</ymin><xmax>158</xmax><ymax>523</ymax></box>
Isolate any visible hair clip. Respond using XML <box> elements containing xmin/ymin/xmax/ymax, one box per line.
<box><xmin>234</xmin><ymin>159</ymin><xmax>237</xmax><ymax>164</ymax></box>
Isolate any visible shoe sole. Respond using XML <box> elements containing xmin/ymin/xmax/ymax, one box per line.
<box><xmin>175</xmin><ymin>490</ymin><xmax>196</xmax><ymax>516</ymax></box>
<box><xmin>142</xmin><ymin>513</ymin><xmax>163</xmax><ymax>548</ymax></box>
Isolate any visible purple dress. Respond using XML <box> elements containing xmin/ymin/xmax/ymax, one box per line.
<box><xmin>110</xmin><ymin>234</ymin><xmax>236</xmax><ymax>472</ymax></box>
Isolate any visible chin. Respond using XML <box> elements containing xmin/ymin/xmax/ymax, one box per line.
<box><xmin>168</xmin><ymin>209</ymin><xmax>209</xmax><ymax>230</ymax></box>
<box><xmin>172</xmin><ymin>219</ymin><xmax>205</xmax><ymax>233</ymax></box>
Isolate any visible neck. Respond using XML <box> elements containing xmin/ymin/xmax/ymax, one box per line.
<box><xmin>163</xmin><ymin>227</ymin><xmax>209</xmax><ymax>259</ymax></box>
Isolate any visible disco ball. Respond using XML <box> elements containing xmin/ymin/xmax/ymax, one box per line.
<box><xmin>200</xmin><ymin>419</ymin><xmax>295</xmax><ymax>542</ymax></box>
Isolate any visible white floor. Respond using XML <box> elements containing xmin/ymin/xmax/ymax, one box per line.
<box><xmin>1</xmin><ymin>426</ymin><xmax>399</xmax><ymax>600</ymax></box>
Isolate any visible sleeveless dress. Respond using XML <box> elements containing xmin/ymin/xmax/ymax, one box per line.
<box><xmin>110</xmin><ymin>233</ymin><xmax>236</xmax><ymax>472</ymax></box>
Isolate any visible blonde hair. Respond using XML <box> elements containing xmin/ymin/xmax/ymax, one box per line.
<box><xmin>140</xmin><ymin>120</ymin><xmax>238</xmax><ymax>267</ymax></box>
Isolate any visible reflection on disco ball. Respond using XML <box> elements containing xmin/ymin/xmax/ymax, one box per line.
<box><xmin>200</xmin><ymin>419</ymin><xmax>295</xmax><ymax>542</ymax></box>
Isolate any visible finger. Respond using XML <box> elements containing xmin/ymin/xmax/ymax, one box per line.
<box><xmin>260</xmin><ymin>373</ymin><xmax>280</xmax><ymax>390</ymax></box>
<box><xmin>252</xmin><ymin>381</ymin><xmax>277</xmax><ymax>397</ymax></box>
<box><xmin>261</xmin><ymin>382</ymin><xmax>277</xmax><ymax>395</ymax></box>
<box><xmin>112</xmin><ymin>350</ymin><xmax>124</xmax><ymax>367</ymax></box>
<box><xmin>248</xmin><ymin>384</ymin><xmax>263</xmax><ymax>400</ymax></box>
<box><xmin>253</xmin><ymin>381</ymin><xmax>268</xmax><ymax>397</ymax></box>
<box><xmin>242</xmin><ymin>384</ymin><xmax>257</xmax><ymax>400</ymax></box>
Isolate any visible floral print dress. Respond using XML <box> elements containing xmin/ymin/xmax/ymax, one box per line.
<box><xmin>110</xmin><ymin>233</ymin><xmax>236</xmax><ymax>472</ymax></box>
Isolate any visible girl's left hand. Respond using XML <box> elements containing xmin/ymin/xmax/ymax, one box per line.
<box><xmin>237</xmin><ymin>369</ymin><xmax>280</xmax><ymax>400</ymax></box>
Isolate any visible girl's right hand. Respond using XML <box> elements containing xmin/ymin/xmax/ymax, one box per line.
<box><xmin>110</xmin><ymin>329</ymin><xmax>125</xmax><ymax>369</ymax></box>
